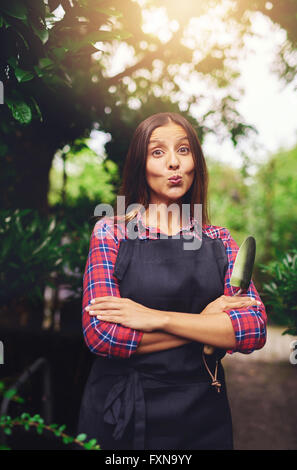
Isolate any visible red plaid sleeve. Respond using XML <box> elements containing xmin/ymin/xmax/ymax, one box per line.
<box><xmin>82</xmin><ymin>217</ymin><xmax>144</xmax><ymax>358</ymax></box>
<box><xmin>203</xmin><ymin>225</ymin><xmax>267</xmax><ymax>354</ymax></box>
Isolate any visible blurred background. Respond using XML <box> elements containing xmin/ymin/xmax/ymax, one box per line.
<box><xmin>0</xmin><ymin>0</ymin><xmax>296</xmax><ymax>450</ymax></box>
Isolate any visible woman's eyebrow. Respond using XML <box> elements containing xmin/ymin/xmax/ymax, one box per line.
<box><xmin>148</xmin><ymin>136</ymin><xmax>189</xmax><ymax>146</ymax></box>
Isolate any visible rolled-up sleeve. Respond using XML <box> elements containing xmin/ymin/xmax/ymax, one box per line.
<box><xmin>219</xmin><ymin>227</ymin><xmax>267</xmax><ymax>354</ymax></box>
<box><xmin>82</xmin><ymin>217</ymin><xmax>144</xmax><ymax>358</ymax></box>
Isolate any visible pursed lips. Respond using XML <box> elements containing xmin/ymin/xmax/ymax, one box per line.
<box><xmin>168</xmin><ymin>175</ymin><xmax>182</xmax><ymax>183</ymax></box>
<box><xmin>168</xmin><ymin>175</ymin><xmax>182</xmax><ymax>180</ymax></box>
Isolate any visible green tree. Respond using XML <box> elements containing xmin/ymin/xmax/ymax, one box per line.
<box><xmin>249</xmin><ymin>145</ymin><xmax>297</xmax><ymax>266</ymax></box>
<box><xmin>231</xmin><ymin>0</ymin><xmax>297</xmax><ymax>87</ymax></box>
<box><xmin>0</xmin><ymin>0</ymin><xmax>260</xmax><ymax>212</ymax></box>
<box><xmin>207</xmin><ymin>158</ymin><xmax>249</xmax><ymax>239</ymax></box>
<box><xmin>0</xmin><ymin>0</ymin><xmax>296</xmax><ymax>213</ymax></box>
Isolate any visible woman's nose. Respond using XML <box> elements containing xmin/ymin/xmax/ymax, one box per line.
<box><xmin>167</xmin><ymin>150</ymin><xmax>180</xmax><ymax>167</ymax></box>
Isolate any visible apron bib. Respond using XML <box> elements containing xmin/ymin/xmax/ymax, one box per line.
<box><xmin>77</xmin><ymin>219</ymin><xmax>233</xmax><ymax>450</ymax></box>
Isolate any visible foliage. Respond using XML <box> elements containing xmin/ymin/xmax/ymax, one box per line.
<box><xmin>260</xmin><ymin>249</ymin><xmax>297</xmax><ymax>335</ymax></box>
<box><xmin>0</xmin><ymin>0</ymin><xmax>265</xmax><ymax>211</ymax></box>
<box><xmin>0</xmin><ymin>379</ymin><xmax>100</xmax><ymax>450</ymax></box>
<box><xmin>248</xmin><ymin>145</ymin><xmax>297</xmax><ymax>264</ymax></box>
<box><xmin>0</xmin><ymin>207</ymin><xmax>98</xmax><ymax>319</ymax></box>
<box><xmin>0</xmin><ymin>381</ymin><xmax>25</xmax><ymax>405</ymax></box>
<box><xmin>231</xmin><ymin>0</ymin><xmax>297</xmax><ymax>87</ymax></box>
<box><xmin>0</xmin><ymin>412</ymin><xmax>100</xmax><ymax>450</ymax></box>
<box><xmin>0</xmin><ymin>208</ymin><xmax>66</xmax><ymax>309</ymax></box>
<box><xmin>207</xmin><ymin>157</ymin><xmax>250</xmax><ymax>242</ymax></box>
<box><xmin>208</xmin><ymin>144</ymin><xmax>297</xmax><ymax>264</ymax></box>
<box><xmin>204</xmin><ymin>144</ymin><xmax>297</xmax><ymax>296</ymax></box>
<box><xmin>58</xmin><ymin>219</ymin><xmax>93</xmax><ymax>299</ymax></box>
<box><xmin>0</xmin><ymin>206</ymin><xmax>99</xmax><ymax>324</ymax></box>
<box><xmin>0</xmin><ymin>0</ymin><xmax>130</xmax><ymax>126</ymax></box>
<box><xmin>48</xmin><ymin>145</ymin><xmax>119</xmax><ymax>207</ymax></box>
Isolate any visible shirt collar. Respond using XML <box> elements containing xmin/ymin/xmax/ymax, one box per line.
<box><xmin>134</xmin><ymin>208</ymin><xmax>202</xmax><ymax>239</ymax></box>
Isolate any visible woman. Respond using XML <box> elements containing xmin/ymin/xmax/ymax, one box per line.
<box><xmin>77</xmin><ymin>112</ymin><xmax>267</xmax><ymax>450</ymax></box>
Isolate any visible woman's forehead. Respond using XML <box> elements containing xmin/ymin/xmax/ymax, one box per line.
<box><xmin>149</xmin><ymin>123</ymin><xmax>188</xmax><ymax>141</ymax></box>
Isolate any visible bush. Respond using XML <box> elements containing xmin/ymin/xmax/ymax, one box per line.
<box><xmin>260</xmin><ymin>249</ymin><xmax>297</xmax><ymax>335</ymax></box>
<box><xmin>0</xmin><ymin>209</ymin><xmax>66</xmax><ymax>324</ymax></box>
<box><xmin>0</xmin><ymin>208</ymin><xmax>94</xmax><ymax>329</ymax></box>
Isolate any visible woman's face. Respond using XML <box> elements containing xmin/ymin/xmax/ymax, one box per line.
<box><xmin>145</xmin><ymin>121</ymin><xmax>195</xmax><ymax>206</ymax></box>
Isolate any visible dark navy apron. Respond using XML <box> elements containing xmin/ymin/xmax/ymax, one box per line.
<box><xmin>77</xmin><ymin>218</ymin><xmax>233</xmax><ymax>450</ymax></box>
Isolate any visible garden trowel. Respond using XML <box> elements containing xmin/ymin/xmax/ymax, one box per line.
<box><xmin>203</xmin><ymin>236</ymin><xmax>256</xmax><ymax>355</ymax></box>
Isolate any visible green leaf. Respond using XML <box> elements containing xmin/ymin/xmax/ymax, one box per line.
<box><xmin>0</xmin><ymin>1</ymin><xmax>28</xmax><ymax>20</ymax></box>
<box><xmin>15</xmin><ymin>396</ymin><xmax>25</xmax><ymax>404</ymax></box>
<box><xmin>15</xmin><ymin>29</ymin><xmax>29</xmax><ymax>49</ymax></box>
<box><xmin>62</xmin><ymin>435</ymin><xmax>74</xmax><ymax>444</ymax></box>
<box><xmin>36</xmin><ymin>425</ymin><xmax>43</xmax><ymax>435</ymax></box>
<box><xmin>32</xmin><ymin>236</ymin><xmax>51</xmax><ymax>256</ymax></box>
<box><xmin>4</xmin><ymin>428</ymin><xmax>12</xmax><ymax>435</ymax></box>
<box><xmin>87</xmin><ymin>438</ymin><xmax>98</xmax><ymax>446</ymax></box>
<box><xmin>6</xmin><ymin>98</ymin><xmax>32</xmax><ymax>124</ymax></box>
<box><xmin>7</xmin><ymin>57</ymin><xmax>18</xmax><ymax>69</ymax></box>
<box><xmin>0</xmin><ymin>16</ymin><xmax>3</xmax><ymax>28</ymax></box>
<box><xmin>33</xmin><ymin>66</ymin><xmax>44</xmax><ymax>78</ymax></box>
<box><xmin>39</xmin><ymin>58</ymin><xmax>54</xmax><ymax>69</ymax></box>
<box><xmin>52</xmin><ymin>47</ymin><xmax>68</xmax><ymax>60</ymax></box>
<box><xmin>30</xmin><ymin>97</ymin><xmax>43</xmax><ymax>122</ymax></box>
<box><xmin>76</xmin><ymin>433</ymin><xmax>87</xmax><ymax>442</ymax></box>
<box><xmin>14</xmin><ymin>67</ymin><xmax>35</xmax><ymax>83</ymax></box>
<box><xmin>2</xmin><ymin>16</ymin><xmax>10</xmax><ymax>29</ymax></box>
<box><xmin>2</xmin><ymin>415</ymin><xmax>11</xmax><ymax>422</ymax></box>
<box><xmin>32</xmin><ymin>23</ymin><xmax>49</xmax><ymax>45</ymax></box>
<box><xmin>31</xmin><ymin>414</ymin><xmax>42</xmax><ymax>423</ymax></box>
<box><xmin>3</xmin><ymin>388</ymin><xmax>17</xmax><ymax>400</ymax></box>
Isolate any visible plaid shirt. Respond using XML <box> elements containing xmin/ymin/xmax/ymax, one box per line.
<box><xmin>82</xmin><ymin>212</ymin><xmax>267</xmax><ymax>358</ymax></box>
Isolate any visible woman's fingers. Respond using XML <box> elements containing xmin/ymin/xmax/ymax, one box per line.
<box><xmin>85</xmin><ymin>296</ymin><xmax>131</xmax><ymax>312</ymax></box>
<box><xmin>222</xmin><ymin>295</ymin><xmax>261</xmax><ymax>308</ymax></box>
<box><xmin>90</xmin><ymin>296</ymin><xmax>129</xmax><ymax>305</ymax></box>
<box><xmin>85</xmin><ymin>303</ymin><xmax>120</xmax><ymax>312</ymax></box>
<box><xmin>202</xmin><ymin>295</ymin><xmax>262</xmax><ymax>316</ymax></box>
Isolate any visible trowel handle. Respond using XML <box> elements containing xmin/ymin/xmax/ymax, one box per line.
<box><xmin>203</xmin><ymin>288</ymin><xmax>243</xmax><ymax>355</ymax></box>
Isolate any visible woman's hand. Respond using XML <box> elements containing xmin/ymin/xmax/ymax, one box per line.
<box><xmin>201</xmin><ymin>294</ymin><xmax>261</xmax><ymax>316</ymax></box>
<box><xmin>86</xmin><ymin>296</ymin><xmax>166</xmax><ymax>332</ymax></box>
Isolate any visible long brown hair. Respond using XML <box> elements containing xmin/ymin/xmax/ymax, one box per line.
<box><xmin>114</xmin><ymin>112</ymin><xmax>210</xmax><ymax>225</ymax></box>
<box><xmin>94</xmin><ymin>112</ymin><xmax>210</xmax><ymax>227</ymax></box>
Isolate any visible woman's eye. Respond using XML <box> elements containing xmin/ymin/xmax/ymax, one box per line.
<box><xmin>179</xmin><ymin>146</ymin><xmax>190</xmax><ymax>153</ymax></box>
<box><xmin>151</xmin><ymin>146</ymin><xmax>189</xmax><ymax>156</ymax></box>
